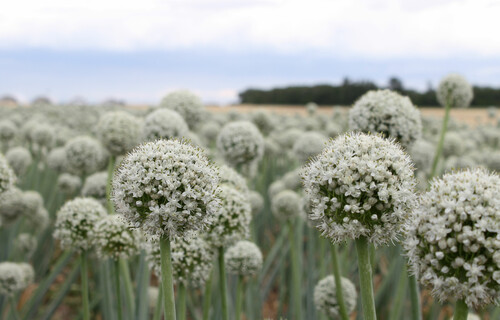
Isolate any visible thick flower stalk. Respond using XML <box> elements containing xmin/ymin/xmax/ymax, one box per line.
<box><xmin>405</xmin><ymin>169</ymin><xmax>500</xmax><ymax>316</ymax></box>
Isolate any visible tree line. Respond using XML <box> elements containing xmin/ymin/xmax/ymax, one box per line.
<box><xmin>239</xmin><ymin>77</ymin><xmax>500</xmax><ymax>107</ymax></box>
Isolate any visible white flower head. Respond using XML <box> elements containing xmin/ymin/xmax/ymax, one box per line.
<box><xmin>96</xmin><ymin>111</ymin><xmax>142</xmax><ymax>156</ymax></box>
<box><xmin>159</xmin><ymin>90</ymin><xmax>205</xmax><ymax>129</ymax></box>
<box><xmin>219</xmin><ymin>164</ymin><xmax>249</xmax><ymax>196</ymax></box>
<box><xmin>217</xmin><ymin>121</ymin><xmax>264</xmax><ymax>167</ymax></box>
<box><xmin>0</xmin><ymin>153</ymin><xmax>16</xmax><ymax>195</ymax></box>
<box><xmin>5</xmin><ymin>147</ymin><xmax>32</xmax><ymax>176</ymax></box>
<box><xmin>249</xmin><ymin>190</ymin><xmax>264</xmax><ymax>216</ymax></box>
<box><xmin>64</xmin><ymin>136</ymin><xmax>105</xmax><ymax>176</ymax></box>
<box><xmin>145</xmin><ymin>233</ymin><xmax>214</xmax><ymax>288</ymax></box>
<box><xmin>46</xmin><ymin>147</ymin><xmax>67</xmax><ymax>173</ymax></box>
<box><xmin>225</xmin><ymin>240</ymin><xmax>263</xmax><ymax>277</ymax></box>
<box><xmin>15</xmin><ymin>233</ymin><xmax>38</xmax><ymax>259</ymax></box>
<box><xmin>143</xmin><ymin>109</ymin><xmax>189</xmax><ymax>142</ymax></box>
<box><xmin>57</xmin><ymin>173</ymin><xmax>82</xmax><ymax>195</ymax></box>
<box><xmin>302</xmin><ymin>132</ymin><xmax>417</xmax><ymax>246</ymax></box>
<box><xmin>81</xmin><ymin>171</ymin><xmax>108</xmax><ymax>205</ymax></box>
<box><xmin>93</xmin><ymin>215</ymin><xmax>140</xmax><ymax>260</ymax></box>
<box><xmin>205</xmin><ymin>184</ymin><xmax>251</xmax><ymax>248</ymax></box>
<box><xmin>0</xmin><ymin>262</ymin><xmax>34</xmax><ymax>296</ymax></box>
<box><xmin>271</xmin><ymin>190</ymin><xmax>302</xmax><ymax>221</ymax></box>
<box><xmin>405</xmin><ymin>168</ymin><xmax>500</xmax><ymax>309</ymax></box>
<box><xmin>53</xmin><ymin>197</ymin><xmax>107</xmax><ymax>252</ymax></box>
<box><xmin>314</xmin><ymin>275</ymin><xmax>357</xmax><ymax>319</ymax></box>
<box><xmin>292</xmin><ymin>131</ymin><xmax>328</xmax><ymax>163</ymax></box>
<box><xmin>437</xmin><ymin>74</ymin><xmax>473</xmax><ymax>108</ymax></box>
<box><xmin>409</xmin><ymin>139</ymin><xmax>434</xmax><ymax>173</ymax></box>
<box><xmin>0</xmin><ymin>188</ymin><xmax>31</xmax><ymax>225</ymax></box>
<box><xmin>112</xmin><ymin>139</ymin><xmax>220</xmax><ymax>239</ymax></box>
<box><xmin>349</xmin><ymin>89</ymin><xmax>422</xmax><ymax>148</ymax></box>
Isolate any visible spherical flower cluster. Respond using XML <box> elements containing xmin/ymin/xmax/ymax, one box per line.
<box><xmin>274</xmin><ymin>128</ymin><xmax>304</xmax><ymax>150</ymax></box>
<box><xmin>96</xmin><ymin>111</ymin><xmax>141</xmax><ymax>156</ymax></box>
<box><xmin>23</xmin><ymin>190</ymin><xmax>44</xmax><ymax>220</ymax></box>
<box><xmin>29</xmin><ymin>207</ymin><xmax>49</xmax><ymax>231</ymax></box>
<box><xmin>404</xmin><ymin>169</ymin><xmax>500</xmax><ymax>308</ymax></box>
<box><xmin>112</xmin><ymin>139</ymin><xmax>220</xmax><ymax>239</ymax></box>
<box><xmin>217</xmin><ymin>121</ymin><xmax>264</xmax><ymax>167</ymax></box>
<box><xmin>205</xmin><ymin>184</ymin><xmax>251</xmax><ymax>248</ymax></box>
<box><xmin>93</xmin><ymin>215</ymin><xmax>140</xmax><ymax>260</ymax></box>
<box><xmin>225</xmin><ymin>240</ymin><xmax>263</xmax><ymax>277</ymax></box>
<box><xmin>219</xmin><ymin>164</ymin><xmax>249</xmax><ymax>196</ymax></box>
<box><xmin>29</xmin><ymin>123</ymin><xmax>55</xmax><ymax>149</ymax></box>
<box><xmin>268</xmin><ymin>180</ymin><xmax>286</xmax><ymax>199</ymax></box>
<box><xmin>349</xmin><ymin>89</ymin><xmax>422</xmax><ymax>148</ymax></box>
<box><xmin>0</xmin><ymin>262</ymin><xmax>34</xmax><ymax>296</ymax></box>
<box><xmin>15</xmin><ymin>233</ymin><xmax>38</xmax><ymax>259</ymax></box>
<box><xmin>6</xmin><ymin>147</ymin><xmax>32</xmax><ymax>176</ymax></box>
<box><xmin>249</xmin><ymin>190</ymin><xmax>264</xmax><ymax>216</ymax></box>
<box><xmin>409</xmin><ymin>139</ymin><xmax>435</xmax><ymax>173</ymax></box>
<box><xmin>437</xmin><ymin>74</ymin><xmax>474</xmax><ymax>108</ymax></box>
<box><xmin>251</xmin><ymin>110</ymin><xmax>274</xmax><ymax>135</ymax></box>
<box><xmin>159</xmin><ymin>90</ymin><xmax>205</xmax><ymax>129</ymax></box>
<box><xmin>57</xmin><ymin>173</ymin><xmax>82</xmax><ymax>195</ymax></box>
<box><xmin>443</xmin><ymin>131</ymin><xmax>466</xmax><ymax>157</ymax></box>
<box><xmin>142</xmin><ymin>109</ymin><xmax>189</xmax><ymax>142</ymax></box>
<box><xmin>271</xmin><ymin>190</ymin><xmax>302</xmax><ymax>221</ymax></box>
<box><xmin>325</xmin><ymin>121</ymin><xmax>344</xmax><ymax>138</ymax></box>
<box><xmin>53</xmin><ymin>198</ymin><xmax>107</xmax><ymax>252</ymax></box>
<box><xmin>0</xmin><ymin>153</ymin><xmax>16</xmax><ymax>195</ymax></box>
<box><xmin>46</xmin><ymin>147</ymin><xmax>67</xmax><ymax>173</ymax></box>
<box><xmin>64</xmin><ymin>136</ymin><xmax>104</xmax><ymax>176</ymax></box>
<box><xmin>81</xmin><ymin>171</ymin><xmax>108</xmax><ymax>205</ymax></box>
<box><xmin>306</xmin><ymin>102</ymin><xmax>318</xmax><ymax>115</ymax></box>
<box><xmin>314</xmin><ymin>275</ymin><xmax>357</xmax><ymax>319</ymax></box>
<box><xmin>0</xmin><ymin>120</ymin><xmax>17</xmax><ymax>143</ymax></box>
<box><xmin>199</xmin><ymin>121</ymin><xmax>221</xmax><ymax>144</ymax></box>
<box><xmin>302</xmin><ymin>132</ymin><xmax>417</xmax><ymax>245</ymax></box>
<box><xmin>292</xmin><ymin>131</ymin><xmax>328</xmax><ymax>163</ymax></box>
<box><xmin>0</xmin><ymin>188</ymin><xmax>34</xmax><ymax>225</ymax></box>
<box><xmin>145</xmin><ymin>233</ymin><xmax>214</xmax><ymax>287</ymax></box>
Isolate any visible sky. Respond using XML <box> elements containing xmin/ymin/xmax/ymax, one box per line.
<box><xmin>1</xmin><ymin>0</ymin><xmax>499</xmax><ymax>104</ymax></box>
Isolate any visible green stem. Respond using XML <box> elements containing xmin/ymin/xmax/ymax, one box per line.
<box><xmin>202</xmin><ymin>267</ymin><xmax>214</xmax><ymax>320</ymax></box>
<box><xmin>430</xmin><ymin>98</ymin><xmax>451</xmax><ymax>179</ymax></box>
<box><xmin>288</xmin><ymin>220</ymin><xmax>302</xmax><ymax>319</ymax></box>
<box><xmin>153</xmin><ymin>286</ymin><xmax>163</xmax><ymax>320</ymax></box>
<box><xmin>355</xmin><ymin>237</ymin><xmax>377</xmax><ymax>320</ymax></box>
<box><xmin>177</xmin><ymin>283</ymin><xmax>186</xmax><ymax>320</ymax></box>
<box><xmin>10</xmin><ymin>296</ymin><xmax>20</xmax><ymax>320</ymax></box>
<box><xmin>80</xmin><ymin>252</ymin><xmax>90</xmax><ymax>320</ymax></box>
<box><xmin>454</xmin><ymin>299</ymin><xmax>468</xmax><ymax>320</ymax></box>
<box><xmin>408</xmin><ymin>274</ymin><xmax>422</xmax><ymax>320</ymax></box>
<box><xmin>106</xmin><ymin>155</ymin><xmax>116</xmax><ymax>214</ymax></box>
<box><xmin>119</xmin><ymin>258</ymin><xmax>136</xmax><ymax>316</ymax></box>
<box><xmin>389</xmin><ymin>266</ymin><xmax>408</xmax><ymax>320</ymax></box>
<box><xmin>160</xmin><ymin>236</ymin><xmax>176</xmax><ymax>320</ymax></box>
<box><xmin>114</xmin><ymin>260</ymin><xmax>123</xmax><ymax>320</ymax></box>
<box><xmin>331</xmin><ymin>245</ymin><xmax>349</xmax><ymax>320</ymax></box>
<box><xmin>218</xmin><ymin>247</ymin><xmax>229</xmax><ymax>320</ymax></box>
<box><xmin>235</xmin><ymin>275</ymin><xmax>245</xmax><ymax>320</ymax></box>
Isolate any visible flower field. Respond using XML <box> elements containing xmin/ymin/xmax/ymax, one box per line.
<box><xmin>1</xmin><ymin>76</ymin><xmax>500</xmax><ymax>320</ymax></box>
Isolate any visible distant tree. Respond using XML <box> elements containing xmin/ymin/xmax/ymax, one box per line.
<box><xmin>388</xmin><ymin>77</ymin><xmax>404</xmax><ymax>91</ymax></box>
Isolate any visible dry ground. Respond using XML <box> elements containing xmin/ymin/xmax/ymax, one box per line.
<box><xmin>206</xmin><ymin>104</ymin><xmax>498</xmax><ymax>127</ymax></box>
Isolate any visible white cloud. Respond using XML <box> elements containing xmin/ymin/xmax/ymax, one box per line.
<box><xmin>1</xmin><ymin>0</ymin><xmax>499</xmax><ymax>58</ymax></box>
